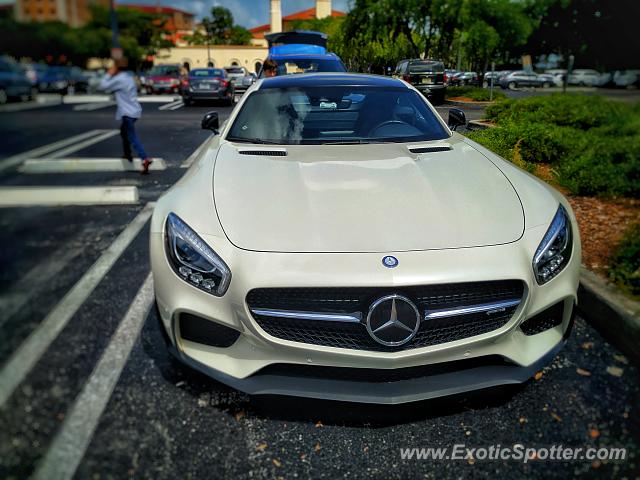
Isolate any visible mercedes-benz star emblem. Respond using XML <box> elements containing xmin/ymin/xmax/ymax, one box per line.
<box><xmin>366</xmin><ymin>295</ymin><xmax>421</xmax><ymax>346</ymax></box>
<box><xmin>382</xmin><ymin>256</ymin><xmax>399</xmax><ymax>268</ymax></box>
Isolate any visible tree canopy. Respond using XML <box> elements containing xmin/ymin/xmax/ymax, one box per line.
<box><xmin>186</xmin><ymin>6</ymin><xmax>252</xmax><ymax>46</ymax></box>
<box><xmin>0</xmin><ymin>5</ymin><xmax>173</xmax><ymax>68</ymax></box>
<box><xmin>336</xmin><ymin>0</ymin><xmax>548</xmax><ymax>73</ymax></box>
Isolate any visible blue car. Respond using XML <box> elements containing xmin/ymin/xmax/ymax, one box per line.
<box><xmin>259</xmin><ymin>30</ymin><xmax>347</xmax><ymax>78</ymax></box>
<box><xmin>0</xmin><ymin>57</ymin><xmax>34</xmax><ymax>104</ymax></box>
<box><xmin>38</xmin><ymin>66</ymin><xmax>89</xmax><ymax>94</ymax></box>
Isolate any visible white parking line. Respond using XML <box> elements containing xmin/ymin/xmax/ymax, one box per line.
<box><xmin>0</xmin><ymin>97</ymin><xmax>63</xmax><ymax>113</ymax></box>
<box><xmin>139</xmin><ymin>95</ymin><xmax>180</xmax><ymax>103</ymax></box>
<box><xmin>48</xmin><ymin>130</ymin><xmax>119</xmax><ymax>158</ymax></box>
<box><xmin>73</xmin><ymin>101</ymin><xmax>116</xmax><ymax>112</ymax></box>
<box><xmin>20</xmin><ymin>157</ymin><xmax>166</xmax><ymax>173</ymax></box>
<box><xmin>180</xmin><ymin>134</ymin><xmax>213</xmax><ymax>168</ymax></box>
<box><xmin>0</xmin><ymin>203</ymin><xmax>154</xmax><ymax>407</ymax></box>
<box><xmin>0</xmin><ymin>130</ymin><xmax>106</xmax><ymax>173</ymax></box>
<box><xmin>158</xmin><ymin>99</ymin><xmax>183</xmax><ymax>111</ymax></box>
<box><xmin>62</xmin><ymin>94</ymin><xmax>179</xmax><ymax>104</ymax></box>
<box><xmin>31</xmin><ymin>273</ymin><xmax>154</xmax><ymax>480</ymax></box>
<box><xmin>168</xmin><ymin>101</ymin><xmax>184</xmax><ymax>111</ymax></box>
<box><xmin>62</xmin><ymin>95</ymin><xmax>110</xmax><ymax>104</ymax></box>
<box><xmin>0</xmin><ymin>186</ymin><xmax>139</xmax><ymax>207</ymax></box>
<box><xmin>0</xmin><ymin>244</ymin><xmax>80</xmax><ymax>328</ymax></box>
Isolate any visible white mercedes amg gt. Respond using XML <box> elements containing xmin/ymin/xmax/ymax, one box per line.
<box><xmin>150</xmin><ymin>73</ymin><xmax>580</xmax><ymax>404</ymax></box>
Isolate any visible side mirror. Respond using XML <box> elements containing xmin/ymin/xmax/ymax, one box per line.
<box><xmin>201</xmin><ymin>111</ymin><xmax>219</xmax><ymax>133</ymax></box>
<box><xmin>448</xmin><ymin>108</ymin><xmax>466</xmax><ymax>131</ymax></box>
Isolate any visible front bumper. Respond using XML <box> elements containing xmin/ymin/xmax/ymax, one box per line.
<box><xmin>162</xmin><ymin>325</ymin><xmax>572</xmax><ymax>404</ymax></box>
<box><xmin>150</xmin><ymin>221</ymin><xmax>580</xmax><ymax>403</ymax></box>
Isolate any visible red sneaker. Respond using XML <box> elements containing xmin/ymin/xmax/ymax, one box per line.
<box><xmin>141</xmin><ymin>157</ymin><xmax>152</xmax><ymax>174</ymax></box>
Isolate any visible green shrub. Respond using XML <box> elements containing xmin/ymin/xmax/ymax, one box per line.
<box><xmin>609</xmin><ymin>223</ymin><xmax>640</xmax><ymax>296</ymax></box>
<box><xmin>556</xmin><ymin>136</ymin><xmax>640</xmax><ymax>197</ymax></box>
<box><xmin>467</xmin><ymin>122</ymin><xmax>586</xmax><ymax>164</ymax></box>
<box><xmin>484</xmin><ymin>94</ymin><xmax>624</xmax><ymax>130</ymax></box>
<box><xmin>466</xmin><ymin>94</ymin><xmax>640</xmax><ymax>197</ymax></box>
<box><xmin>446</xmin><ymin>86</ymin><xmax>505</xmax><ymax>101</ymax></box>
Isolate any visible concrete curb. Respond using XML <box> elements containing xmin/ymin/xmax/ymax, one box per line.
<box><xmin>577</xmin><ymin>267</ymin><xmax>640</xmax><ymax>364</ymax></box>
<box><xmin>467</xmin><ymin>120</ymin><xmax>496</xmax><ymax>131</ymax></box>
<box><xmin>445</xmin><ymin>99</ymin><xmax>495</xmax><ymax>107</ymax></box>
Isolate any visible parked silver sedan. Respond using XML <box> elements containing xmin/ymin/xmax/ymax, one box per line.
<box><xmin>499</xmin><ymin>71</ymin><xmax>552</xmax><ymax>89</ymax></box>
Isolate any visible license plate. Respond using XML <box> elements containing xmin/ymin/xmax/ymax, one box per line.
<box><xmin>199</xmin><ymin>83</ymin><xmax>211</xmax><ymax>89</ymax></box>
<box><xmin>421</xmin><ymin>78</ymin><xmax>433</xmax><ymax>84</ymax></box>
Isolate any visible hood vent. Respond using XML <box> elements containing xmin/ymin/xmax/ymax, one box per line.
<box><xmin>408</xmin><ymin>145</ymin><xmax>452</xmax><ymax>154</ymax></box>
<box><xmin>238</xmin><ymin>149</ymin><xmax>287</xmax><ymax>157</ymax></box>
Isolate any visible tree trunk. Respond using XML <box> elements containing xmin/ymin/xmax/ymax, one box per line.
<box><xmin>424</xmin><ymin>23</ymin><xmax>434</xmax><ymax>59</ymax></box>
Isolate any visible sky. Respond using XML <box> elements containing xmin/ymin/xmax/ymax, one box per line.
<box><xmin>115</xmin><ymin>0</ymin><xmax>351</xmax><ymax>28</ymax></box>
<box><xmin>0</xmin><ymin>0</ymin><xmax>351</xmax><ymax>27</ymax></box>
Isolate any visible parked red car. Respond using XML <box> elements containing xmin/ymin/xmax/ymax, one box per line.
<box><xmin>145</xmin><ymin>64</ymin><xmax>181</xmax><ymax>94</ymax></box>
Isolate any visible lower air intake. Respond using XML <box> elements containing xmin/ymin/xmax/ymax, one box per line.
<box><xmin>179</xmin><ymin>313</ymin><xmax>240</xmax><ymax>348</ymax></box>
<box><xmin>520</xmin><ymin>301</ymin><xmax>564</xmax><ymax>336</ymax></box>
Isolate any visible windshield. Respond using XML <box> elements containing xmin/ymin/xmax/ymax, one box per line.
<box><xmin>149</xmin><ymin>65</ymin><xmax>179</xmax><ymax>76</ymax></box>
<box><xmin>191</xmin><ymin>69</ymin><xmax>224</xmax><ymax>77</ymax></box>
<box><xmin>409</xmin><ymin>61</ymin><xmax>444</xmax><ymax>73</ymax></box>
<box><xmin>227</xmin><ymin>86</ymin><xmax>448</xmax><ymax>145</ymax></box>
<box><xmin>260</xmin><ymin>58</ymin><xmax>346</xmax><ymax>78</ymax></box>
<box><xmin>225</xmin><ymin>68</ymin><xmax>244</xmax><ymax>74</ymax></box>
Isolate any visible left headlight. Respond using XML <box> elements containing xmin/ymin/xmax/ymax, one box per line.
<box><xmin>533</xmin><ymin>205</ymin><xmax>573</xmax><ymax>285</ymax></box>
<box><xmin>165</xmin><ymin>213</ymin><xmax>231</xmax><ymax>296</ymax></box>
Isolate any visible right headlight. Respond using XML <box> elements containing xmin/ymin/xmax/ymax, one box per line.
<box><xmin>165</xmin><ymin>213</ymin><xmax>231</xmax><ymax>296</ymax></box>
<box><xmin>533</xmin><ymin>205</ymin><xmax>573</xmax><ymax>285</ymax></box>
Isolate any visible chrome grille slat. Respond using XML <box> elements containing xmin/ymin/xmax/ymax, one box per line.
<box><xmin>424</xmin><ymin>298</ymin><xmax>521</xmax><ymax>320</ymax></box>
<box><xmin>250</xmin><ymin>308</ymin><xmax>362</xmax><ymax>323</ymax></box>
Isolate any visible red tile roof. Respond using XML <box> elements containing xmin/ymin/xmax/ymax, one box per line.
<box><xmin>120</xmin><ymin>4</ymin><xmax>195</xmax><ymax>17</ymax></box>
<box><xmin>249</xmin><ymin>7</ymin><xmax>345</xmax><ymax>34</ymax></box>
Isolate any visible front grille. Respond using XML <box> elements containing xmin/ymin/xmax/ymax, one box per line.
<box><xmin>257</xmin><ymin>355</ymin><xmax>513</xmax><ymax>383</ymax></box>
<box><xmin>247</xmin><ymin>281</ymin><xmax>524</xmax><ymax>352</ymax></box>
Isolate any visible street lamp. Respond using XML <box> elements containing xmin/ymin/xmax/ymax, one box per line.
<box><xmin>109</xmin><ymin>0</ymin><xmax>122</xmax><ymax>60</ymax></box>
<box><xmin>202</xmin><ymin>18</ymin><xmax>212</xmax><ymax>67</ymax></box>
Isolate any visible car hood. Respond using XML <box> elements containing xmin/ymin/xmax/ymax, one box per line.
<box><xmin>213</xmin><ymin>139</ymin><xmax>524</xmax><ymax>253</ymax></box>
<box><xmin>149</xmin><ymin>75</ymin><xmax>176</xmax><ymax>81</ymax></box>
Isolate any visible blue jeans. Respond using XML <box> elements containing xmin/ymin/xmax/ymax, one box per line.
<box><xmin>120</xmin><ymin>116</ymin><xmax>148</xmax><ymax>160</ymax></box>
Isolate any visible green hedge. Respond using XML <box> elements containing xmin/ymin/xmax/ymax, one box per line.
<box><xmin>446</xmin><ymin>86</ymin><xmax>505</xmax><ymax>102</ymax></box>
<box><xmin>609</xmin><ymin>223</ymin><xmax>640</xmax><ymax>296</ymax></box>
<box><xmin>466</xmin><ymin>94</ymin><xmax>640</xmax><ymax>197</ymax></box>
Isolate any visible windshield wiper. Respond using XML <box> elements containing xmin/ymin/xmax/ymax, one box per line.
<box><xmin>227</xmin><ymin>137</ymin><xmax>283</xmax><ymax>145</ymax></box>
<box><xmin>322</xmin><ymin>139</ymin><xmax>371</xmax><ymax>145</ymax></box>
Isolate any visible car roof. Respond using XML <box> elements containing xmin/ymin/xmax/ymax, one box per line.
<box><xmin>259</xmin><ymin>73</ymin><xmax>406</xmax><ymax>89</ymax></box>
<box><xmin>398</xmin><ymin>58</ymin><xmax>443</xmax><ymax>63</ymax></box>
<box><xmin>190</xmin><ymin>68</ymin><xmax>223</xmax><ymax>74</ymax></box>
<box><xmin>269</xmin><ymin>53</ymin><xmax>340</xmax><ymax>61</ymax></box>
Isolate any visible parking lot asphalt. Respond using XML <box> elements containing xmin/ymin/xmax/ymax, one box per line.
<box><xmin>0</xmin><ymin>94</ymin><xmax>637</xmax><ymax>479</ymax></box>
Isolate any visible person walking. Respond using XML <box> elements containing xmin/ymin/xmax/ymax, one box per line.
<box><xmin>99</xmin><ymin>59</ymin><xmax>152</xmax><ymax>174</ymax></box>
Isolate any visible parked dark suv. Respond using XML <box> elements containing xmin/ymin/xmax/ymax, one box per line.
<box><xmin>394</xmin><ymin>59</ymin><xmax>446</xmax><ymax>104</ymax></box>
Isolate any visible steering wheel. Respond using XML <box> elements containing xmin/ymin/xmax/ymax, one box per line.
<box><xmin>368</xmin><ymin>120</ymin><xmax>414</xmax><ymax>137</ymax></box>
